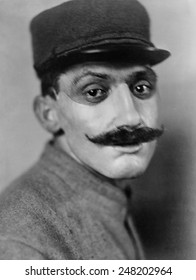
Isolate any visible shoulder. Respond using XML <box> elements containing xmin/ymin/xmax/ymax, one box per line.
<box><xmin>0</xmin><ymin>161</ymin><xmax>67</xmax><ymax>216</ymax></box>
<box><xmin>0</xmin><ymin>161</ymin><xmax>75</xmax><ymax>259</ymax></box>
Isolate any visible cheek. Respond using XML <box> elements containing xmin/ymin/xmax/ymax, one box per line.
<box><xmin>136</xmin><ymin>96</ymin><xmax>159</xmax><ymax>127</ymax></box>
<box><xmin>57</xmin><ymin>96</ymin><xmax>109</xmax><ymax>137</ymax></box>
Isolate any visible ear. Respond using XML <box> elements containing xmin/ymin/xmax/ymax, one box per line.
<box><xmin>33</xmin><ymin>95</ymin><xmax>61</xmax><ymax>134</ymax></box>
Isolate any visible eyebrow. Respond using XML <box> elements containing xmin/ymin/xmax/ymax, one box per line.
<box><xmin>72</xmin><ymin>71</ymin><xmax>110</xmax><ymax>86</ymax></box>
<box><xmin>72</xmin><ymin>66</ymin><xmax>157</xmax><ymax>86</ymax></box>
<box><xmin>126</xmin><ymin>67</ymin><xmax>157</xmax><ymax>84</ymax></box>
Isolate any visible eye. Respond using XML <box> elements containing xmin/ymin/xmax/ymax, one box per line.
<box><xmin>132</xmin><ymin>81</ymin><xmax>154</xmax><ymax>99</ymax></box>
<box><xmin>84</xmin><ymin>88</ymin><xmax>108</xmax><ymax>103</ymax></box>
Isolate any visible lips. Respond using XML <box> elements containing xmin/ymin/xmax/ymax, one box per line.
<box><xmin>114</xmin><ymin>143</ymin><xmax>143</xmax><ymax>154</ymax></box>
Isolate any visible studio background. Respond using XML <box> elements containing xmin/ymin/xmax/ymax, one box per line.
<box><xmin>0</xmin><ymin>0</ymin><xmax>195</xmax><ymax>259</ymax></box>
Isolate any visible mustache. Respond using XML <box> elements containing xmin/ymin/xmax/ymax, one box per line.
<box><xmin>86</xmin><ymin>125</ymin><xmax>164</xmax><ymax>146</ymax></box>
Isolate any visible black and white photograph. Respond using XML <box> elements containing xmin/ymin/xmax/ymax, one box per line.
<box><xmin>0</xmin><ymin>0</ymin><xmax>195</xmax><ymax>261</ymax></box>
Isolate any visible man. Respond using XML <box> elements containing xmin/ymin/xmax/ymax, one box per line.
<box><xmin>0</xmin><ymin>0</ymin><xmax>170</xmax><ymax>259</ymax></box>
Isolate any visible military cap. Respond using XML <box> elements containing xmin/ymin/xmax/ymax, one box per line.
<box><xmin>30</xmin><ymin>0</ymin><xmax>170</xmax><ymax>77</ymax></box>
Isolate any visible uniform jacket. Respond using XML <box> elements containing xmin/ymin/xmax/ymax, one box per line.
<box><xmin>0</xmin><ymin>140</ymin><xmax>144</xmax><ymax>259</ymax></box>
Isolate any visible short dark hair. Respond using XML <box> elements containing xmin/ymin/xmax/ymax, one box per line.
<box><xmin>40</xmin><ymin>71</ymin><xmax>65</xmax><ymax>137</ymax></box>
<box><xmin>39</xmin><ymin>54</ymin><xmax>81</xmax><ymax>97</ymax></box>
<box><xmin>40</xmin><ymin>71</ymin><xmax>60</xmax><ymax>98</ymax></box>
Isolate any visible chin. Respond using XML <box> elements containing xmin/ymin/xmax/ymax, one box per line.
<box><xmin>107</xmin><ymin>166</ymin><xmax>148</xmax><ymax>180</ymax></box>
<box><xmin>98</xmin><ymin>156</ymin><xmax>151</xmax><ymax>179</ymax></box>
<box><xmin>98</xmin><ymin>143</ymin><xmax>156</xmax><ymax>179</ymax></box>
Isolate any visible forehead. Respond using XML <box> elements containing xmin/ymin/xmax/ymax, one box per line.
<box><xmin>58</xmin><ymin>61</ymin><xmax>153</xmax><ymax>85</ymax></box>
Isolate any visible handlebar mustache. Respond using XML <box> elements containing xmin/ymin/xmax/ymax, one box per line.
<box><xmin>86</xmin><ymin>125</ymin><xmax>164</xmax><ymax>146</ymax></box>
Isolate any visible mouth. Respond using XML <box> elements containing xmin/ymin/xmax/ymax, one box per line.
<box><xmin>113</xmin><ymin>143</ymin><xmax>143</xmax><ymax>154</ymax></box>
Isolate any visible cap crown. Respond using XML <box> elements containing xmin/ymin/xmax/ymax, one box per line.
<box><xmin>30</xmin><ymin>0</ymin><xmax>152</xmax><ymax>75</ymax></box>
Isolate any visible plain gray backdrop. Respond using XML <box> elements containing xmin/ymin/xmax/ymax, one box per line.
<box><xmin>0</xmin><ymin>0</ymin><xmax>196</xmax><ymax>259</ymax></box>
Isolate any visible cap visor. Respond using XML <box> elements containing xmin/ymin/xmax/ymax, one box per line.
<box><xmin>37</xmin><ymin>43</ymin><xmax>170</xmax><ymax>77</ymax></box>
<box><xmin>81</xmin><ymin>44</ymin><xmax>171</xmax><ymax>66</ymax></box>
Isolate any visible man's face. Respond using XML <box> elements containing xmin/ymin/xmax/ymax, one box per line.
<box><xmin>55</xmin><ymin>61</ymin><xmax>161</xmax><ymax>179</ymax></box>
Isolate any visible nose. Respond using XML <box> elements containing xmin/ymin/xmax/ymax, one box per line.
<box><xmin>111</xmin><ymin>83</ymin><xmax>142</xmax><ymax>128</ymax></box>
